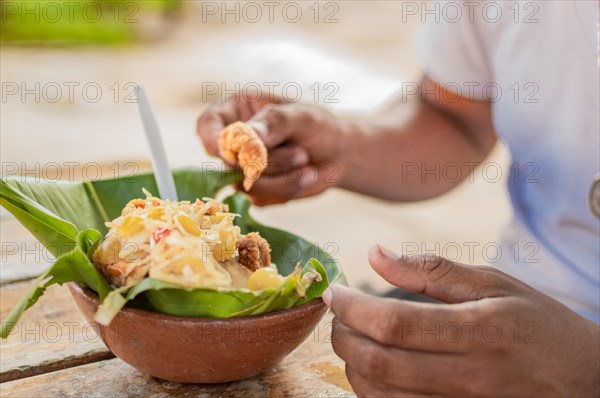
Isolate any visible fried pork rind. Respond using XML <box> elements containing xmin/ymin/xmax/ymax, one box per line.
<box><xmin>218</xmin><ymin>121</ymin><xmax>268</xmax><ymax>191</ymax></box>
<box><xmin>236</xmin><ymin>232</ymin><xmax>271</xmax><ymax>272</ymax></box>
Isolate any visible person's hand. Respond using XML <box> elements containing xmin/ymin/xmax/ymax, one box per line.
<box><xmin>324</xmin><ymin>246</ymin><xmax>600</xmax><ymax>397</ymax></box>
<box><xmin>196</xmin><ymin>94</ymin><xmax>354</xmax><ymax>205</ymax></box>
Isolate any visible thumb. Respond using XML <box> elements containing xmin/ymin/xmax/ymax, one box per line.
<box><xmin>291</xmin><ymin>165</ymin><xmax>338</xmax><ymax>199</ymax></box>
<box><xmin>247</xmin><ymin>104</ymin><xmax>300</xmax><ymax>149</ymax></box>
<box><xmin>368</xmin><ymin>245</ymin><xmax>514</xmax><ymax>303</ymax></box>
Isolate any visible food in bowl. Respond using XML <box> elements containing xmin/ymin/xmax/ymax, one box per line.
<box><xmin>0</xmin><ymin>169</ymin><xmax>342</xmax><ymax>344</ymax></box>
<box><xmin>90</xmin><ymin>191</ymin><xmax>322</xmax><ymax>325</ymax></box>
<box><xmin>94</xmin><ymin>191</ymin><xmax>277</xmax><ymax>289</ymax></box>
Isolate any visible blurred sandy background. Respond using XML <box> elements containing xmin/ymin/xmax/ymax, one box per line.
<box><xmin>0</xmin><ymin>1</ymin><xmax>511</xmax><ymax>292</ymax></box>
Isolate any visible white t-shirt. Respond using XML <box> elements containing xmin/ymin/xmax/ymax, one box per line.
<box><xmin>418</xmin><ymin>1</ymin><xmax>600</xmax><ymax>322</ymax></box>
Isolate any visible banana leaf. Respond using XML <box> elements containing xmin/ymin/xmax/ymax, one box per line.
<box><xmin>94</xmin><ymin>258</ymin><xmax>328</xmax><ymax>323</ymax></box>
<box><xmin>0</xmin><ymin>168</ymin><xmax>346</xmax><ymax>338</ymax></box>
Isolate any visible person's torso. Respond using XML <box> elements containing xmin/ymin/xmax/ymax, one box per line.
<box><xmin>482</xmin><ymin>1</ymin><xmax>599</xmax><ymax>320</ymax></box>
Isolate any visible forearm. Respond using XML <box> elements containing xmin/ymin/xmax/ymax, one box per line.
<box><xmin>339</xmin><ymin>86</ymin><xmax>496</xmax><ymax>201</ymax></box>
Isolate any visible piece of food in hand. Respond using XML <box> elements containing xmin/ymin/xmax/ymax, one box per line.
<box><xmin>218</xmin><ymin>121</ymin><xmax>268</xmax><ymax>191</ymax></box>
<box><xmin>92</xmin><ymin>191</ymin><xmax>275</xmax><ymax>290</ymax></box>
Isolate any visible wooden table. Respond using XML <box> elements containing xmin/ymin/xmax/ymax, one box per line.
<box><xmin>0</xmin><ymin>219</ymin><xmax>354</xmax><ymax>397</ymax></box>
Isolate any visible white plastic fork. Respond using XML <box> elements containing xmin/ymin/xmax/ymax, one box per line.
<box><xmin>134</xmin><ymin>85</ymin><xmax>179</xmax><ymax>201</ymax></box>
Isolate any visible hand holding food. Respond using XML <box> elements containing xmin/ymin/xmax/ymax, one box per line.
<box><xmin>197</xmin><ymin>95</ymin><xmax>355</xmax><ymax>205</ymax></box>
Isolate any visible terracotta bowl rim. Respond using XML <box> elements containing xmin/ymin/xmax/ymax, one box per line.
<box><xmin>68</xmin><ymin>282</ymin><xmax>327</xmax><ymax>325</ymax></box>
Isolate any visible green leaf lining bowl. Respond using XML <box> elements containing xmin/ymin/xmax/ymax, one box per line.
<box><xmin>0</xmin><ymin>168</ymin><xmax>346</xmax><ymax>381</ymax></box>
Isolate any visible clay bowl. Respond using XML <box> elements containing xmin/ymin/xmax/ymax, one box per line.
<box><xmin>68</xmin><ymin>282</ymin><xmax>328</xmax><ymax>383</ymax></box>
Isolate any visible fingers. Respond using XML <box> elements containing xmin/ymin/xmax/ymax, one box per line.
<box><xmin>246</xmin><ymin>166</ymin><xmax>312</xmax><ymax>201</ymax></box>
<box><xmin>324</xmin><ymin>284</ymin><xmax>475</xmax><ymax>353</ymax></box>
<box><xmin>233</xmin><ymin>96</ymin><xmax>258</xmax><ymax>122</ymax></box>
<box><xmin>264</xmin><ymin>145</ymin><xmax>309</xmax><ymax>175</ymax></box>
<box><xmin>197</xmin><ymin>97</ymin><xmax>339</xmax><ymax>204</ymax></box>
<box><xmin>196</xmin><ymin>103</ymin><xmax>236</xmax><ymax>156</ymax></box>
<box><xmin>368</xmin><ymin>245</ymin><xmax>515</xmax><ymax>304</ymax></box>
<box><xmin>345</xmin><ymin>366</ymin><xmax>430</xmax><ymax>398</ymax></box>
<box><xmin>334</xmin><ymin>320</ymin><xmax>464</xmax><ymax>395</ymax></box>
<box><xmin>245</xmin><ymin>165</ymin><xmax>334</xmax><ymax>205</ymax></box>
<box><xmin>196</xmin><ymin>94</ymin><xmax>278</xmax><ymax>156</ymax></box>
<box><xmin>248</xmin><ymin>103</ymin><xmax>316</xmax><ymax>149</ymax></box>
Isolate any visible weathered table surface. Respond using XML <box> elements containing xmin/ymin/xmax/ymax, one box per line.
<box><xmin>0</xmin><ymin>219</ymin><xmax>354</xmax><ymax>397</ymax></box>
